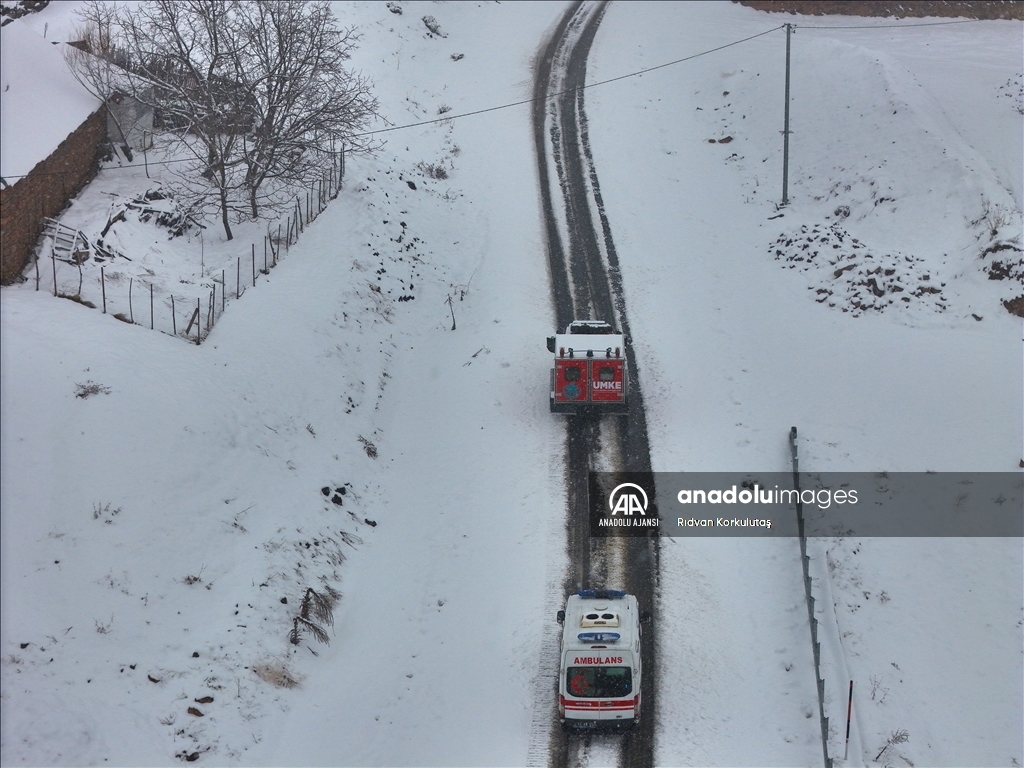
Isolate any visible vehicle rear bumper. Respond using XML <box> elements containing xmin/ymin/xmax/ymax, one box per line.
<box><xmin>550</xmin><ymin>400</ymin><xmax>628</xmax><ymax>415</ymax></box>
<box><xmin>561</xmin><ymin>715</ymin><xmax>637</xmax><ymax>730</ymax></box>
<box><xmin>561</xmin><ymin>696</ymin><xmax>637</xmax><ymax>727</ymax></box>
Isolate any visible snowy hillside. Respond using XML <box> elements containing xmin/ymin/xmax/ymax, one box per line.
<box><xmin>2</xmin><ymin>2</ymin><xmax>1021</xmax><ymax>767</ymax></box>
<box><xmin>584</xmin><ymin>4</ymin><xmax>1022</xmax><ymax>766</ymax></box>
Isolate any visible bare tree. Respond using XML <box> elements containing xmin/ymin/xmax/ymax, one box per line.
<box><xmin>232</xmin><ymin>1</ymin><xmax>378</xmax><ymax>218</ymax></box>
<box><xmin>62</xmin><ymin>1</ymin><xmax>118</xmax><ymax>92</ymax></box>
<box><xmin>116</xmin><ymin>0</ymin><xmax>248</xmax><ymax>240</ymax></box>
<box><xmin>62</xmin><ymin>1</ymin><xmax>136</xmax><ymax>154</ymax></box>
<box><xmin>66</xmin><ymin>1</ymin><xmax>249</xmax><ymax>240</ymax></box>
<box><xmin>65</xmin><ymin>0</ymin><xmax>378</xmax><ymax>238</ymax></box>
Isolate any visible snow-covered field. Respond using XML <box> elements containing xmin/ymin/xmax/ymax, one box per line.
<box><xmin>585</xmin><ymin>4</ymin><xmax>1022</xmax><ymax>766</ymax></box>
<box><xmin>1</xmin><ymin>2</ymin><xmax>1021</xmax><ymax>766</ymax></box>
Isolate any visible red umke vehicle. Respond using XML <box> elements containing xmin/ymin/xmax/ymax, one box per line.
<box><xmin>547</xmin><ymin>320</ymin><xmax>628</xmax><ymax>415</ymax></box>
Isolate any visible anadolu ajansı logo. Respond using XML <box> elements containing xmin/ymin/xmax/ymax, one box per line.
<box><xmin>592</xmin><ymin>474</ymin><xmax>659</xmax><ymax>532</ymax></box>
<box><xmin>608</xmin><ymin>483</ymin><xmax>648</xmax><ymax>516</ymax></box>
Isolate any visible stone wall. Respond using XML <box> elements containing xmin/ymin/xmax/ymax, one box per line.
<box><xmin>1</xmin><ymin>107</ymin><xmax>107</xmax><ymax>285</ymax></box>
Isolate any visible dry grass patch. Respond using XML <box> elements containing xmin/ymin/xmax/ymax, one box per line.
<box><xmin>252</xmin><ymin>662</ymin><xmax>301</xmax><ymax>688</ymax></box>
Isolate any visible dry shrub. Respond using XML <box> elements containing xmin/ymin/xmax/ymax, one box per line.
<box><xmin>60</xmin><ymin>294</ymin><xmax>97</xmax><ymax>308</ymax></box>
<box><xmin>76</xmin><ymin>380</ymin><xmax>111</xmax><ymax>398</ymax></box>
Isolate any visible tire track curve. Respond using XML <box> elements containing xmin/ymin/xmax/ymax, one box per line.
<box><xmin>531</xmin><ymin>3</ymin><xmax>660</xmax><ymax>766</ymax></box>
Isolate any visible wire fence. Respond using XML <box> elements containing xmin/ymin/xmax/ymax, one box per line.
<box><xmin>31</xmin><ymin>151</ymin><xmax>347</xmax><ymax>344</ymax></box>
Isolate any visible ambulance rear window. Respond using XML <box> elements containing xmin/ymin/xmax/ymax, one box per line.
<box><xmin>564</xmin><ymin>367</ymin><xmax>581</xmax><ymax>382</ymax></box>
<box><xmin>597</xmin><ymin>367</ymin><xmax>615</xmax><ymax>381</ymax></box>
<box><xmin>566</xmin><ymin>667</ymin><xmax>632</xmax><ymax>698</ymax></box>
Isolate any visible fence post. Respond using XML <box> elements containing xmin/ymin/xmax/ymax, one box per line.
<box><xmin>150</xmin><ymin>283</ymin><xmax>154</xmax><ymax>329</ymax></box>
<box><xmin>264</xmin><ymin>236</ymin><xmax>268</xmax><ymax>274</ymax></box>
<box><xmin>845</xmin><ymin>680</ymin><xmax>853</xmax><ymax>760</ymax></box>
<box><xmin>129</xmin><ymin>278</ymin><xmax>134</xmax><ymax>324</ymax></box>
<box><xmin>195</xmin><ymin>298</ymin><xmax>200</xmax><ymax>344</ymax></box>
<box><xmin>35</xmin><ymin>253</ymin><xmax>39</xmax><ymax>291</ymax></box>
<box><xmin>297</xmin><ymin>198</ymin><xmax>303</xmax><ymax>233</ymax></box>
<box><xmin>236</xmin><ymin>257</ymin><xmax>240</xmax><ymax>299</ymax></box>
<box><xmin>171</xmin><ymin>294</ymin><xmax>176</xmax><ymax>335</ymax></box>
<box><xmin>101</xmin><ymin>267</ymin><xmax>107</xmax><ymax>313</ymax></box>
<box><xmin>52</xmin><ymin>252</ymin><xmax>57</xmax><ymax>296</ymax></box>
<box><xmin>275</xmin><ymin>225</ymin><xmax>281</xmax><ymax>265</ymax></box>
<box><xmin>221</xmin><ymin>270</ymin><xmax>225</xmax><ymax>312</ymax></box>
<box><xmin>251</xmin><ymin>243</ymin><xmax>256</xmax><ymax>287</ymax></box>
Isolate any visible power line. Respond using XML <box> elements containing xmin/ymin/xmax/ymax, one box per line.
<box><xmin>1</xmin><ymin>144</ymin><xmax>344</xmax><ymax>179</ymax></box>
<box><xmin>3</xmin><ymin>23</ymin><xmax>787</xmax><ymax>179</ymax></box>
<box><xmin>2</xmin><ymin>14</ymin><xmax>997</xmax><ymax>179</ymax></box>
<box><xmin>349</xmin><ymin>15</ymin><xmax>995</xmax><ymax>138</ymax></box>
<box><xmin>586</xmin><ymin>24</ymin><xmax>788</xmax><ymax>88</ymax></box>
<box><xmin>2</xmin><ymin>155</ymin><xmax>191</xmax><ymax>180</ymax></box>
<box><xmin>797</xmin><ymin>17</ymin><xmax>988</xmax><ymax>29</ymax></box>
<box><xmin>354</xmin><ymin>24</ymin><xmax>787</xmax><ymax>138</ymax></box>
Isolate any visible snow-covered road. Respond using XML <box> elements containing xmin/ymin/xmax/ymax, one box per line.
<box><xmin>2</xmin><ymin>2</ymin><xmax>1021</xmax><ymax>766</ymax></box>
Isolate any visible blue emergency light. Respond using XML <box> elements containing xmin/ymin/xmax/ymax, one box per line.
<box><xmin>578</xmin><ymin>632</ymin><xmax>621</xmax><ymax>643</ymax></box>
<box><xmin>578</xmin><ymin>589</ymin><xmax>626</xmax><ymax>599</ymax></box>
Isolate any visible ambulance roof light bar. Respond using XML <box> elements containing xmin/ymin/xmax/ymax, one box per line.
<box><xmin>577</xmin><ymin>632</ymin><xmax>621</xmax><ymax>643</ymax></box>
<box><xmin>578</xmin><ymin>589</ymin><xmax>626</xmax><ymax>599</ymax></box>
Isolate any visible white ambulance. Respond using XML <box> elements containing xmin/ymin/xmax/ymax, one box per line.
<box><xmin>556</xmin><ymin>589</ymin><xmax>650</xmax><ymax>728</ymax></box>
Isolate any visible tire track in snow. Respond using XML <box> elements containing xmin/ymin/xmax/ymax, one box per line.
<box><xmin>530</xmin><ymin>2</ymin><xmax>660</xmax><ymax>766</ymax></box>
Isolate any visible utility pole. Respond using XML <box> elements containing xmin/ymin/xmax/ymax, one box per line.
<box><xmin>782</xmin><ymin>23</ymin><xmax>792</xmax><ymax>206</ymax></box>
